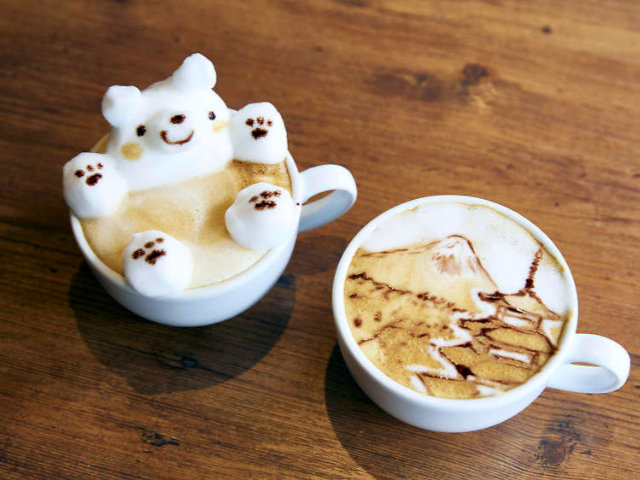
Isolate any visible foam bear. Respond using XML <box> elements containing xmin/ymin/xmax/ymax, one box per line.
<box><xmin>63</xmin><ymin>53</ymin><xmax>295</xmax><ymax>297</ymax></box>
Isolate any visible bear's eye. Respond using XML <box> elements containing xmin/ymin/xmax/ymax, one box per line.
<box><xmin>136</xmin><ymin>125</ymin><xmax>146</xmax><ymax>137</ymax></box>
<box><xmin>208</xmin><ymin>111</ymin><xmax>216</xmax><ymax>121</ymax></box>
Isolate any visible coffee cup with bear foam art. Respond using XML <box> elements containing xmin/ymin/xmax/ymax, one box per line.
<box><xmin>64</xmin><ymin>54</ymin><xmax>357</xmax><ymax>326</ymax></box>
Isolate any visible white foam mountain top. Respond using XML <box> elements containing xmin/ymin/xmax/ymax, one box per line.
<box><xmin>430</xmin><ymin>235</ymin><xmax>484</xmax><ymax>277</ymax></box>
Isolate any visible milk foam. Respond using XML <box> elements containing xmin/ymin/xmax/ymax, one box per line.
<box><xmin>360</xmin><ymin>201</ymin><xmax>571</xmax><ymax>315</ymax></box>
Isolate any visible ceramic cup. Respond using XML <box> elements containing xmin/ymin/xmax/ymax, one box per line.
<box><xmin>332</xmin><ymin>195</ymin><xmax>630</xmax><ymax>432</ymax></box>
<box><xmin>71</xmin><ymin>152</ymin><xmax>357</xmax><ymax>326</ymax></box>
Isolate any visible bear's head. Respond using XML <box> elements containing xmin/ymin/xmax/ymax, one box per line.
<box><xmin>102</xmin><ymin>53</ymin><xmax>233</xmax><ymax>191</ymax></box>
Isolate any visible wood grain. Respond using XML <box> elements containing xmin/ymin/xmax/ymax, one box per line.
<box><xmin>1</xmin><ymin>0</ymin><xmax>639</xmax><ymax>478</ymax></box>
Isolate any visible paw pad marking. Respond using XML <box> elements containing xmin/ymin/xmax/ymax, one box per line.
<box><xmin>131</xmin><ymin>237</ymin><xmax>167</xmax><ymax>264</ymax></box>
<box><xmin>245</xmin><ymin>116</ymin><xmax>273</xmax><ymax>139</ymax></box>
<box><xmin>74</xmin><ymin>163</ymin><xmax>104</xmax><ymax>186</ymax></box>
<box><xmin>249</xmin><ymin>189</ymin><xmax>281</xmax><ymax>210</ymax></box>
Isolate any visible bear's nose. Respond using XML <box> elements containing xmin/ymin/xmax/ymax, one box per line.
<box><xmin>170</xmin><ymin>114</ymin><xmax>186</xmax><ymax>124</ymax></box>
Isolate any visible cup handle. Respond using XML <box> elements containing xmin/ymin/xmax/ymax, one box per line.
<box><xmin>547</xmin><ymin>334</ymin><xmax>630</xmax><ymax>393</ymax></box>
<box><xmin>298</xmin><ymin>164</ymin><xmax>357</xmax><ymax>232</ymax></box>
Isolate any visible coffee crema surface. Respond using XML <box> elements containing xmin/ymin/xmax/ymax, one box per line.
<box><xmin>344</xmin><ymin>201</ymin><xmax>572</xmax><ymax>399</ymax></box>
<box><xmin>81</xmin><ymin>136</ymin><xmax>292</xmax><ymax>288</ymax></box>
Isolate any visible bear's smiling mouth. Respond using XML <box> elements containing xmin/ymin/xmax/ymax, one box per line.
<box><xmin>160</xmin><ymin>130</ymin><xmax>194</xmax><ymax>145</ymax></box>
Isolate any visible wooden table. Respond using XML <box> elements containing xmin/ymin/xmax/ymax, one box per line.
<box><xmin>1</xmin><ymin>1</ymin><xmax>638</xmax><ymax>478</ymax></box>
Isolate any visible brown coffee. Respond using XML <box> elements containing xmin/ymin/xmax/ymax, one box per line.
<box><xmin>344</xmin><ymin>201</ymin><xmax>571</xmax><ymax>399</ymax></box>
<box><xmin>80</xmin><ymin>136</ymin><xmax>292</xmax><ymax>288</ymax></box>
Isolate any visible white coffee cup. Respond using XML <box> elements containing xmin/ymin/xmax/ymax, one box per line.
<box><xmin>71</xmin><ymin>152</ymin><xmax>357</xmax><ymax>327</ymax></box>
<box><xmin>332</xmin><ymin>195</ymin><xmax>630</xmax><ymax>432</ymax></box>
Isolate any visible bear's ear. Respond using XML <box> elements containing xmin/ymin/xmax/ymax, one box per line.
<box><xmin>102</xmin><ymin>85</ymin><xmax>142</xmax><ymax>127</ymax></box>
<box><xmin>171</xmin><ymin>53</ymin><xmax>217</xmax><ymax>92</ymax></box>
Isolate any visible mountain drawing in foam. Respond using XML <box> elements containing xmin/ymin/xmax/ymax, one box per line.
<box><xmin>354</xmin><ymin>235</ymin><xmax>498</xmax><ymax>314</ymax></box>
<box><xmin>345</xmin><ymin>235</ymin><xmax>565</xmax><ymax>398</ymax></box>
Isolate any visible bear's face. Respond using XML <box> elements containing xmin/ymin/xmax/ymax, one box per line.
<box><xmin>101</xmin><ymin>54</ymin><xmax>234</xmax><ymax>191</ymax></box>
<box><xmin>107</xmin><ymin>87</ymin><xmax>230</xmax><ymax>159</ymax></box>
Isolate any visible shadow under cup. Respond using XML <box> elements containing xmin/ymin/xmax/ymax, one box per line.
<box><xmin>71</xmin><ymin>151</ymin><xmax>357</xmax><ymax>327</ymax></box>
<box><xmin>332</xmin><ymin>195</ymin><xmax>630</xmax><ymax>432</ymax></box>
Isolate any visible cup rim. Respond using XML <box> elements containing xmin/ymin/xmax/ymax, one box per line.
<box><xmin>332</xmin><ymin>194</ymin><xmax>579</xmax><ymax>410</ymax></box>
<box><xmin>70</xmin><ymin>151</ymin><xmax>302</xmax><ymax>301</ymax></box>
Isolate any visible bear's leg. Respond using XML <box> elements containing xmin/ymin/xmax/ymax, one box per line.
<box><xmin>63</xmin><ymin>152</ymin><xmax>127</xmax><ymax>218</ymax></box>
<box><xmin>225</xmin><ymin>182</ymin><xmax>296</xmax><ymax>250</ymax></box>
<box><xmin>121</xmin><ymin>230</ymin><xmax>193</xmax><ymax>297</ymax></box>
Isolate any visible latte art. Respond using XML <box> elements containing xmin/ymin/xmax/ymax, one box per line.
<box><xmin>344</xmin><ymin>202</ymin><xmax>571</xmax><ymax>399</ymax></box>
<box><xmin>64</xmin><ymin>54</ymin><xmax>298</xmax><ymax>296</ymax></box>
